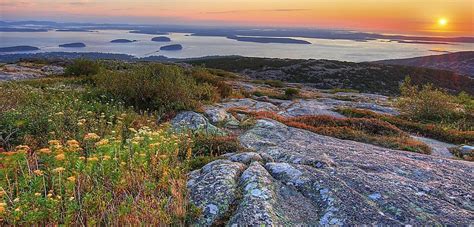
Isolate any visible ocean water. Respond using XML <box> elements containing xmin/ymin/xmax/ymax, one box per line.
<box><xmin>0</xmin><ymin>29</ymin><xmax>472</xmax><ymax>62</ymax></box>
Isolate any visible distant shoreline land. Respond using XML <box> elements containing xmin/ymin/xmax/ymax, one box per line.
<box><xmin>227</xmin><ymin>36</ymin><xmax>311</xmax><ymax>44</ymax></box>
<box><xmin>59</xmin><ymin>43</ymin><xmax>86</xmax><ymax>48</ymax></box>
<box><xmin>0</xmin><ymin>45</ymin><xmax>40</xmax><ymax>52</ymax></box>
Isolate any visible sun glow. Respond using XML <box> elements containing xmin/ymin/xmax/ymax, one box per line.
<box><xmin>438</xmin><ymin>18</ymin><xmax>448</xmax><ymax>26</ymax></box>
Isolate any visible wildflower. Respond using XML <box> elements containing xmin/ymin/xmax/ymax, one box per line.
<box><xmin>55</xmin><ymin>112</ymin><xmax>64</xmax><ymax>116</ymax></box>
<box><xmin>95</xmin><ymin>139</ymin><xmax>109</xmax><ymax>147</ymax></box>
<box><xmin>0</xmin><ymin>203</ymin><xmax>5</xmax><ymax>213</ymax></box>
<box><xmin>47</xmin><ymin>193</ymin><xmax>53</xmax><ymax>198</ymax></box>
<box><xmin>48</xmin><ymin>140</ymin><xmax>61</xmax><ymax>146</ymax></box>
<box><xmin>79</xmin><ymin>156</ymin><xmax>86</xmax><ymax>160</ymax></box>
<box><xmin>33</xmin><ymin>169</ymin><xmax>44</xmax><ymax>176</ymax></box>
<box><xmin>38</xmin><ymin>148</ymin><xmax>51</xmax><ymax>154</ymax></box>
<box><xmin>66</xmin><ymin>140</ymin><xmax>80</xmax><ymax>147</ymax></box>
<box><xmin>0</xmin><ymin>189</ymin><xmax>4</xmax><ymax>197</ymax></box>
<box><xmin>120</xmin><ymin>162</ymin><xmax>126</xmax><ymax>166</ymax></box>
<box><xmin>67</xmin><ymin>176</ymin><xmax>76</xmax><ymax>182</ymax></box>
<box><xmin>102</xmin><ymin>155</ymin><xmax>111</xmax><ymax>161</ymax></box>
<box><xmin>55</xmin><ymin>153</ymin><xmax>65</xmax><ymax>161</ymax></box>
<box><xmin>69</xmin><ymin>197</ymin><xmax>75</xmax><ymax>201</ymax></box>
<box><xmin>139</xmin><ymin>153</ymin><xmax>146</xmax><ymax>157</ymax></box>
<box><xmin>52</xmin><ymin>167</ymin><xmax>65</xmax><ymax>173</ymax></box>
<box><xmin>84</xmin><ymin>133</ymin><xmax>100</xmax><ymax>141</ymax></box>
<box><xmin>128</xmin><ymin>128</ymin><xmax>137</xmax><ymax>133</ymax></box>
<box><xmin>34</xmin><ymin>193</ymin><xmax>41</xmax><ymax>196</ymax></box>
<box><xmin>77</xmin><ymin>122</ymin><xmax>84</xmax><ymax>126</ymax></box>
<box><xmin>15</xmin><ymin>207</ymin><xmax>20</xmax><ymax>212</ymax></box>
<box><xmin>56</xmin><ymin>195</ymin><xmax>62</xmax><ymax>199</ymax></box>
<box><xmin>13</xmin><ymin>198</ymin><xmax>19</xmax><ymax>203</ymax></box>
<box><xmin>15</xmin><ymin>145</ymin><xmax>30</xmax><ymax>152</ymax></box>
<box><xmin>87</xmin><ymin>157</ymin><xmax>99</xmax><ymax>162</ymax></box>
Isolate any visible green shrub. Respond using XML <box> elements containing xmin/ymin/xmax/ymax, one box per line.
<box><xmin>64</xmin><ymin>58</ymin><xmax>101</xmax><ymax>76</ymax></box>
<box><xmin>93</xmin><ymin>64</ymin><xmax>221</xmax><ymax>113</ymax></box>
<box><xmin>398</xmin><ymin>77</ymin><xmax>463</xmax><ymax>123</ymax></box>
<box><xmin>285</xmin><ymin>88</ymin><xmax>300</xmax><ymax>99</ymax></box>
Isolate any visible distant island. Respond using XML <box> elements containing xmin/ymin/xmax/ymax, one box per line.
<box><xmin>160</xmin><ymin>44</ymin><xmax>183</xmax><ymax>51</ymax></box>
<box><xmin>130</xmin><ymin>30</ymin><xmax>169</xmax><ymax>35</ymax></box>
<box><xmin>152</xmin><ymin>37</ymin><xmax>171</xmax><ymax>42</ymax></box>
<box><xmin>226</xmin><ymin>36</ymin><xmax>311</xmax><ymax>44</ymax></box>
<box><xmin>395</xmin><ymin>40</ymin><xmax>453</xmax><ymax>45</ymax></box>
<box><xmin>0</xmin><ymin>45</ymin><xmax>40</xmax><ymax>52</ymax></box>
<box><xmin>56</xmin><ymin>29</ymin><xmax>92</xmax><ymax>32</ymax></box>
<box><xmin>59</xmin><ymin>43</ymin><xmax>86</xmax><ymax>48</ymax></box>
<box><xmin>0</xmin><ymin>27</ymin><xmax>48</xmax><ymax>32</ymax></box>
<box><xmin>110</xmin><ymin>39</ymin><xmax>137</xmax><ymax>43</ymax></box>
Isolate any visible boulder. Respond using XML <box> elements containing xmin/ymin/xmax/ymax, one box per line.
<box><xmin>170</xmin><ymin>111</ymin><xmax>225</xmax><ymax>135</ymax></box>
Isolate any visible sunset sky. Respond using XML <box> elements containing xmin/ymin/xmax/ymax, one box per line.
<box><xmin>1</xmin><ymin>0</ymin><xmax>473</xmax><ymax>36</ymax></box>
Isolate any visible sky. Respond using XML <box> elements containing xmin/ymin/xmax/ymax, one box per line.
<box><xmin>1</xmin><ymin>0</ymin><xmax>473</xmax><ymax>36</ymax></box>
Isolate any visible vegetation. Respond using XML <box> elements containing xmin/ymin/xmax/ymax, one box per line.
<box><xmin>64</xmin><ymin>58</ymin><xmax>101</xmax><ymax>76</ymax></box>
<box><xmin>236</xmin><ymin>110</ymin><xmax>431</xmax><ymax>154</ymax></box>
<box><xmin>284</xmin><ymin>88</ymin><xmax>300</xmax><ymax>99</ymax></box>
<box><xmin>0</xmin><ymin>62</ymin><xmax>239</xmax><ymax>225</ymax></box>
<box><xmin>253</xmin><ymin>79</ymin><xmax>285</xmax><ymax>88</ymax></box>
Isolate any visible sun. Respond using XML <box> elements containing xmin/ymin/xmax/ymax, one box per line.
<box><xmin>438</xmin><ymin>18</ymin><xmax>448</xmax><ymax>26</ymax></box>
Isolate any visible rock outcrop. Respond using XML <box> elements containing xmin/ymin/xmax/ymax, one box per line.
<box><xmin>187</xmin><ymin>119</ymin><xmax>474</xmax><ymax>225</ymax></box>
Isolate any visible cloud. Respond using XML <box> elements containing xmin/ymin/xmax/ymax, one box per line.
<box><xmin>0</xmin><ymin>1</ymin><xmax>33</xmax><ymax>7</ymax></box>
<box><xmin>204</xmin><ymin>9</ymin><xmax>309</xmax><ymax>14</ymax></box>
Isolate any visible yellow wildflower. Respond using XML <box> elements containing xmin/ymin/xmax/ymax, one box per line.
<box><xmin>87</xmin><ymin>157</ymin><xmax>99</xmax><ymax>162</ymax></box>
<box><xmin>55</xmin><ymin>112</ymin><xmax>64</xmax><ymax>116</ymax></box>
<box><xmin>38</xmin><ymin>148</ymin><xmax>51</xmax><ymax>154</ymax></box>
<box><xmin>95</xmin><ymin>139</ymin><xmax>109</xmax><ymax>147</ymax></box>
<box><xmin>0</xmin><ymin>203</ymin><xmax>5</xmax><ymax>214</ymax></box>
<box><xmin>13</xmin><ymin>198</ymin><xmax>19</xmax><ymax>203</ymax></box>
<box><xmin>15</xmin><ymin>207</ymin><xmax>20</xmax><ymax>212</ymax></box>
<box><xmin>102</xmin><ymin>155</ymin><xmax>111</xmax><ymax>161</ymax></box>
<box><xmin>55</xmin><ymin>153</ymin><xmax>65</xmax><ymax>161</ymax></box>
<box><xmin>48</xmin><ymin>140</ymin><xmax>61</xmax><ymax>146</ymax></box>
<box><xmin>67</xmin><ymin>176</ymin><xmax>76</xmax><ymax>182</ymax></box>
<box><xmin>34</xmin><ymin>193</ymin><xmax>41</xmax><ymax>196</ymax></box>
<box><xmin>33</xmin><ymin>169</ymin><xmax>44</xmax><ymax>176</ymax></box>
<box><xmin>66</xmin><ymin>140</ymin><xmax>80</xmax><ymax>147</ymax></box>
<box><xmin>128</xmin><ymin>128</ymin><xmax>137</xmax><ymax>133</ymax></box>
<box><xmin>52</xmin><ymin>167</ymin><xmax>65</xmax><ymax>173</ymax></box>
<box><xmin>84</xmin><ymin>133</ymin><xmax>100</xmax><ymax>141</ymax></box>
<box><xmin>79</xmin><ymin>156</ymin><xmax>86</xmax><ymax>160</ymax></box>
<box><xmin>69</xmin><ymin>197</ymin><xmax>75</xmax><ymax>201</ymax></box>
<box><xmin>47</xmin><ymin>193</ymin><xmax>53</xmax><ymax>198</ymax></box>
<box><xmin>15</xmin><ymin>145</ymin><xmax>30</xmax><ymax>152</ymax></box>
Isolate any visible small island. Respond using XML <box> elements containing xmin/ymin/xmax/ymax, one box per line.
<box><xmin>227</xmin><ymin>36</ymin><xmax>311</xmax><ymax>44</ymax></box>
<box><xmin>152</xmin><ymin>36</ymin><xmax>171</xmax><ymax>42</ymax></box>
<box><xmin>59</xmin><ymin>42</ymin><xmax>86</xmax><ymax>48</ymax></box>
<box><xmin>160</xmin><ymin>44</ymin><xmax>183</xmax><ymax>51</ymax></box>
<box><xmin>56</xmin><ymin>29</ymin><xmax>92</xmax><ymax>32</ymax></box>
<box><xmin>0</xmin><ymin>45</ymin><xmax>40</xmax><ymax>52</ymax></box>
<box><xmin>110</xmin><ymin>39</ymin><xmax>137</xmax><ymax>43</ymax></box>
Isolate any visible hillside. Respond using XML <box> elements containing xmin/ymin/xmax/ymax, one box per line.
<box><xmin>374</xmin><ymin>51</ymin><xmax>474</xmax><ymax>78</ymax></box>
<box><xmin>187</xmin><ymin>56</ymin><xmax>474</xmax><ymax>95</ymax></box>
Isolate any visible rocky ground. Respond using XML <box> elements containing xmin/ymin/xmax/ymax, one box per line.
<box><xmin>171</xmin><ymin>84</ymin><xmax>473</xmax><ymax>225</ymax></box>
<box><xmin>0</xmin><ymin>63</ymin><xmax>64</xmax><ymax>80</ymax></box>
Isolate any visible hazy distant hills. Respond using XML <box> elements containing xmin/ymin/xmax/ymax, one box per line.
<box><xmin>374</xmin><ymin>51</ymin><xmax>474</xmax><ymax>78</ymax></box>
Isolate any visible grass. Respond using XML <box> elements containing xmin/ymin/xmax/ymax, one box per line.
<box><xmin>0</xmin><ymin>126</ymin><xmax>201</xmax><ymax>225</ymax></box>
<box><xmin>337</xmin><ymin>108</ymin><xmax>474</xmax><ymax>145</ymax></box>
<box><xmin>240</xmin><ymin>111</ymin><xmax>431</xmax><ymax>154</ymax></box>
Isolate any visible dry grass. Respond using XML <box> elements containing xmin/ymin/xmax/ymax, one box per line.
<box><xmin>244</xmin><ymin>111</ymin><xmax>431</xmax><ymax>154</ymax></box>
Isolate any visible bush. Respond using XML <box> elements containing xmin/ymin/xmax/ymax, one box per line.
<box><xmin>93</xmin><ymin>64</ymin><xmax>221</xmax><ymax>114</ymax></box>
<box><xmin>397</xmin><ymin>77</ymin><xmax>467</xmax><ymax>124</ymax></box>
<box><xmin>64</xmin><ymin>59</ymin><xmax>101</xmax><ymax>76</ymax></box>
<box><xmin>285</xmin><ymin>88</ymin><xmax>300</xmax><ymax>99</ymax></box>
